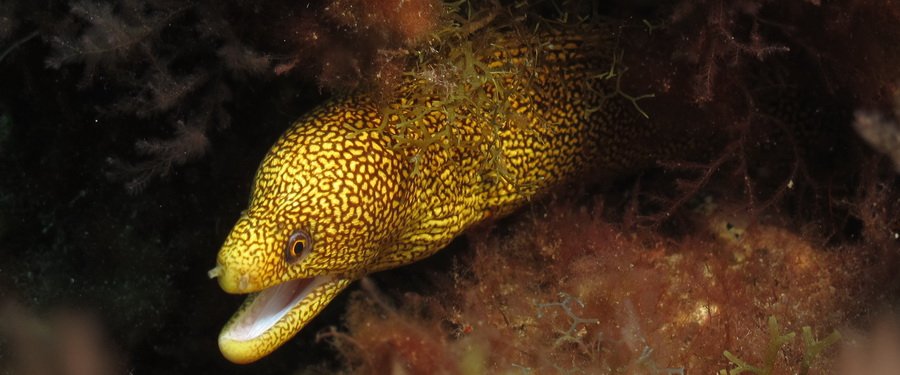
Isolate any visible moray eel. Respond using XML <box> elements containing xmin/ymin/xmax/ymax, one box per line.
<box><xmin>211</xmin><ymin>27</ymin><xmax>674</xmax><ymax>364</ymax></box>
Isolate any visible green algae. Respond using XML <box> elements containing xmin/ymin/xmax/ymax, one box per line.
<box><xmin>718</xmin><ymin>316</ymin><xmax>841</xmax><ymax>375</ymax></box>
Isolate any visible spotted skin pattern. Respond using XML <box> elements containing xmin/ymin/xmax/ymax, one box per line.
<box><xmin>215</xmin><ymin>29</ymin><xmax>664</xmax><ymax>363</ymax></box>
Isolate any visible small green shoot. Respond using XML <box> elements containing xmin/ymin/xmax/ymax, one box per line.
<box><xmin>800</xmin><ymin>326</ymin><xmax>841</xmax><ymax>375</ymax></box>
<box><xmin>719</xmin><ymin>316</ymin><xmax>841</xmax><ymax>375</ymax></box>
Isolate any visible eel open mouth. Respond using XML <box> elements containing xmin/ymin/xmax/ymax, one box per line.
<box><xmin>218</xmin><ymin>275</ymin><xmax>351</xmax><ymax>364</ymax></box>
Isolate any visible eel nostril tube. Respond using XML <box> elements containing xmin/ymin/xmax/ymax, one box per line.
<box><xmin>208</xmin><ymin>265</ymin><xmax>223</xmax><ymax>279</ymax></box>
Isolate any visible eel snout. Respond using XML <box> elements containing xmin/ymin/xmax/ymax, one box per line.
<box><xmin>216</xmin><ymin>275</ymin><xmax>351</xmax><ymax>364</ymax></box>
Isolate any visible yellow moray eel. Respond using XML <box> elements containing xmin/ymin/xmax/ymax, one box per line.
<box><xmin>212</xmin><ymin>27</ymin><xmax>677</xmax><ymax>364</ymax></box>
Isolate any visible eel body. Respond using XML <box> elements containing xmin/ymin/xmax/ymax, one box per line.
<box><xmin>212</xmin><ymin>27</ymin><xmax>668</xmax><ymax>364</ymax></box>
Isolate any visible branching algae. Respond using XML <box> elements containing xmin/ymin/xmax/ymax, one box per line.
<box><xmin>719</xmin><ymin>316</ymin><xmax>841</xmax><ymax>375</ymax></box>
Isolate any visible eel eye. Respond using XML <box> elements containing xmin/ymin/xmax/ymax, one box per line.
<box><xmin>285</xmin><ymin>229</ymin><xmax>312</xmax><ymax>264</ymax></box>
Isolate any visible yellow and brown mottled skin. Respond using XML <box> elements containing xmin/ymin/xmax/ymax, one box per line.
<box><xmin>214</xmin><ymin>28</ymin><xmax>679</xmax><ymax>363</ymax></box>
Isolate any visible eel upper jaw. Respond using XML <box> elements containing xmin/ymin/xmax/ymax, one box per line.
<box><xmin>218</xmin><ymin>274</ymin><xmax>351</xmax><ymax>364</ymax></box>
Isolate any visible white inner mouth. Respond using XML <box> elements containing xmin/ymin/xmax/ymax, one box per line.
<box><xmin>221</xmin><ymin>276</ymin><xmax>329</xmax><ymax>342</ymax></box>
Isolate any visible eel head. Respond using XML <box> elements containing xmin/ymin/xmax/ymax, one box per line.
<box><xmin>211</xmin><ymin>109</ymin><xmax>404</xmax><ymax>364</ymax></box>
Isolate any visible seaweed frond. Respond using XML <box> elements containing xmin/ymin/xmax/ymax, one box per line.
<box><xmin>800</xmin><ymin>326</ymin><xmax>841</xmax><ymax>375</ymax></box>
<box><xmin>719</xmin><ymin>316</ymin><xmax>840</xmax><ymax>375</ymax></box>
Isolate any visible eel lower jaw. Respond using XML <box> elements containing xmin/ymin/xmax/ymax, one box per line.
<box><xmin>218</xmin><ymin>275</ymin><xmax>351</xmax><ymax>364</ymax></box>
